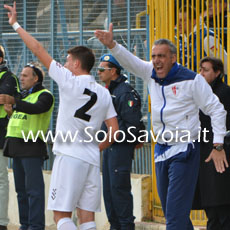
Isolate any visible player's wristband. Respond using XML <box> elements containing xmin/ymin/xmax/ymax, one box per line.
<box><xmin>12</xmin><ymin>22</ymin><xmax>21</xmax><ymax>31</ymax></box>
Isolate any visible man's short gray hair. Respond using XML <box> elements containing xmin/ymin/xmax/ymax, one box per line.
<box><xmin>153</xmin><ymin>39</ymin><xmax>177</xmax><ymax>55</ymax></box>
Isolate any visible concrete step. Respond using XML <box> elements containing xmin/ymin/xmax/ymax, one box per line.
<box><xmin>8</xmin><ymin>224</ymin><xmax>56</xmax><ymax>230</ymax></box>
<box><xmin>8</xmin><ymin>222</ymin><xmax>206</xmax><ymax>230</ymax></box>
<box><xmin>135</xmin><ymin>222</ymin><xmax>206</xmax><ymax>230</ymax></box>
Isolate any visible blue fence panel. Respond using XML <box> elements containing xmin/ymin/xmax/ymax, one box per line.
<box><xmin>1</xmin><ymin>0</ymin><xmax>151</xmax><ymax>174</ymax></box>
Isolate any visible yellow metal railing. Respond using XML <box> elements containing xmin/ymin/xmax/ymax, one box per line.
<box><xmin>136</xmin><ymin>10</ymin><xmax>147</xmax><ymax>28</ymax></box>
<box><xmin>148</xmin><ymin>0</ymin><xmax>230</xmax><ymax>226</ymax></box>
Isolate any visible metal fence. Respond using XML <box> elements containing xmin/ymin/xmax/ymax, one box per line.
<box><xmin>149</xmin><ymin>0</ymin><xmax>230</xmax><ymax>225</ymax></box>
<box><xmin>1</xmin><ymin>0</ymin><xmax>151</xmax><ymax>174</ymax></box>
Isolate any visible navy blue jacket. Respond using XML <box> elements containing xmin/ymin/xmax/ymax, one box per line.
<box><xmin>101</xmin><ymin>75</ymin><xmax>144</xmax><ymax>144</ymax></box>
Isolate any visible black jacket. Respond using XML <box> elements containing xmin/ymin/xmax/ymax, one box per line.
<box><xmin>100</xmin><ymin>75</ymin><xmax>144</xmax><ymax>144</ymax></box>
<box><xmin>0</xmin><ymin>65</ymin><xmax>19</xmax><ymax>148</ymax></box>
<box><xmin>193</xmin><ymin>76</ymin><xmax>230</xmax><ymax>209</ymax></box>
<box><xmin>3</xmin><ymin>83</ymin><xmax>54</xmax><ymax>159</ymax></box>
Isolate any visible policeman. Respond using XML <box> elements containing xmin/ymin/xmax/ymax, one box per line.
<box><xmin>98</xmin><ymin>54</ymin><xmax>144</xmax><ymax>230</ymax></box>
<box><xmin>0</xmin><ymin>45</ymin><xmax>19</xmax><ymax>230</ymax></box>
<box><xmin>0</xmin><ymin>62</ymin><xmax>54</xmax><ymax>230</ymax></box>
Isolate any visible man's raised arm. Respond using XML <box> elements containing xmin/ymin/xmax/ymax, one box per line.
<box><xmin>4</xmin><ymin>1</ymin><xmax>53</xmax><ymax>71</ymax></box>
<box><xmin>94</xmin><ymin>23</ymin><xmax>116</xmax><ymax>49</ymax></box>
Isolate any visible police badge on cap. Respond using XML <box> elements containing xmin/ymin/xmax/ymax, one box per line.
<box><xmin>100</xmin><ymin>54</ymin><xmax>123</xmax><ymax>70</ymax></box>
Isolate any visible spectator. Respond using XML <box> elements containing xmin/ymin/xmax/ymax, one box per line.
<box><xmin>98</xmin><ymin>54</ymin><xmax>144</xmax><ymax>230</ymax></box>
<box><xmin>177</xmin><ymin>5</ymin><xmax>227</xmax><ymax>73</ymax></box>
<box><xmin>204</xmin><ymin>0</ymin><xmax>227</xmax><ymax>50</ymax></box>
<box><xmin>4</xmin><ymin>2</ymin><xmax>119</xmax><ymax>230</ymax></box>
<box><xmin>95</xmin><ymin>24</ymin><xmax>228</xmax><ymax>230</ymax></box>
<box><xmin>193</xmin><ymin>57</ymin><xmax>230</xmax><ymax>230</ymax></box>
<box><xmin>0</xmin><ymin>62</ymin><xmax>54</xmax><ymax>230</ymax></box>
<box><xmin>0</xmin><ymin>45</ymin><xmax>19</xmax><ymax>230</ymax></box>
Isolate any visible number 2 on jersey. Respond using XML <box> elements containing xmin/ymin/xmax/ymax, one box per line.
<box><xmin>74</xmin><ymin>88</ymin><xmax>97</xmax><ymax>122</ymax></box>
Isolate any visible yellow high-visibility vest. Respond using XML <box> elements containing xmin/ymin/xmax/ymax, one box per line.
<box><xmin>7</xmin><ymin>89</ymin><xmax>54</xmax><ymax>141</ymax></box>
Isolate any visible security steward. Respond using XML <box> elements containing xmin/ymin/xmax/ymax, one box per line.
<box><xmin>98</xmin><ymin>54</ymin><xmax>144</xmax><ymax>230</ymax></box>
<box><xmin>0</xmin><ymin>62</ymin><xmax>54</xmax><ymax>230</ymax></box>
<box><xmin>0</xmin><ymin>45</ymin><xmax>19</xmax><ymax>230</ymax></box>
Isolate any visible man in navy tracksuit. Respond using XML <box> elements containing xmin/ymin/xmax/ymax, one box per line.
<box><xmin>98</xmin><ymin>54</ymin><xmax>144</xmax><ymax>230</ymax></box>
<box><xmin>95</xmin><ymin>26</ymin><xmax>228</xmax><ymax>230</ymax></box>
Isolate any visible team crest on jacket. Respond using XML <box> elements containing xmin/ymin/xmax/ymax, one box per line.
<box><xmin>172</xmin><ymin>85</ymin><xmax>179</xmax><ymax>95</ymax></box>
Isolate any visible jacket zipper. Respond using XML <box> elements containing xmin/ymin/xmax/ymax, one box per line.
<box><xmin>160</xmin><ymin>85</ymin><xmax>166</xmax><ymax>134</ymax></box>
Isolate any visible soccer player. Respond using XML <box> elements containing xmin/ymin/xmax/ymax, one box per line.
<box><xmin>4</xmin><ymin>2</ymin><xmax>119</xmax><ymax>230</ymax></box>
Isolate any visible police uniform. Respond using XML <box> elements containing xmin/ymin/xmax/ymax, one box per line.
<box><xmin>100</xmin><ymin>54</ymin><xmax>144</xmax><ymax>230</ymax></box>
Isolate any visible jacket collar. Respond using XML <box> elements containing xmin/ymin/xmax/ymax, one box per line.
<box><xmin>210</xmin><ymin>74</ymin><xmax>224</xmax><ymax>90</ymax></box>
<box><xmin>21</xmin><ymin>83</ymin><xmax>45</xmax><ymax>98</ymax></box>
<box><xmin>151</xmin><ymin>62</ymin><xmax>180</xmax><ymax>86</ymax></box>
<box><xmin>108</xmin><ymin>75</ymin><xmax>127</xmax><ymax>93</ymax></box>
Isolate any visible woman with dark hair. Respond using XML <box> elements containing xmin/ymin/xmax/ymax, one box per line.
<box><xmin>193</xmin><ymin>56</ymin><xmax>230</xmax><ymax>230</ymax></box>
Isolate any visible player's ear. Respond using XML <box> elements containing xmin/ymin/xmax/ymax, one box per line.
<box><xmin>75</xmin><ymin>59</ymin><xmax>81</xmax><ymax>69</ymax></box>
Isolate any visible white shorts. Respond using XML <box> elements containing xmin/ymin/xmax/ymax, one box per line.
<box><xmin>47</xmin><ymin>155</ymin><xmax>101</xmax><ymax>212</ymax></box>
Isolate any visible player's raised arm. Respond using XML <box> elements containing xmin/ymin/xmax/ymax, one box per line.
<box><xmin>4</xmin><ymin>1</ymin><xmax>53</xmax><ymax>71</ymax></box>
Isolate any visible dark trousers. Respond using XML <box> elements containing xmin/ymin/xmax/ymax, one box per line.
<box><xmin>155</xmin><ymin>142</ymin><xmax>200</xmax><ymax>230</ymax></box>
<box><xmin>103</xmin><ymin>144</ymin><xmax>136</xmax><ymax>230</ymax></box>
<box><xmin>205</xmin><ymin>205</ymin><xmax>230</xmax><ymax>230</ymax></box>
<box><xmin>13</xmin><ymin>157</ymin><xmax>45</xmax><ymax>230</ymax></box>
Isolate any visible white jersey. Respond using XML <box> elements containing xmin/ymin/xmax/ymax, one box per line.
<box><xmin>48</xmin><ymin>60</ymin><xmax>117</xmax><ymax>166</ymax></box>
